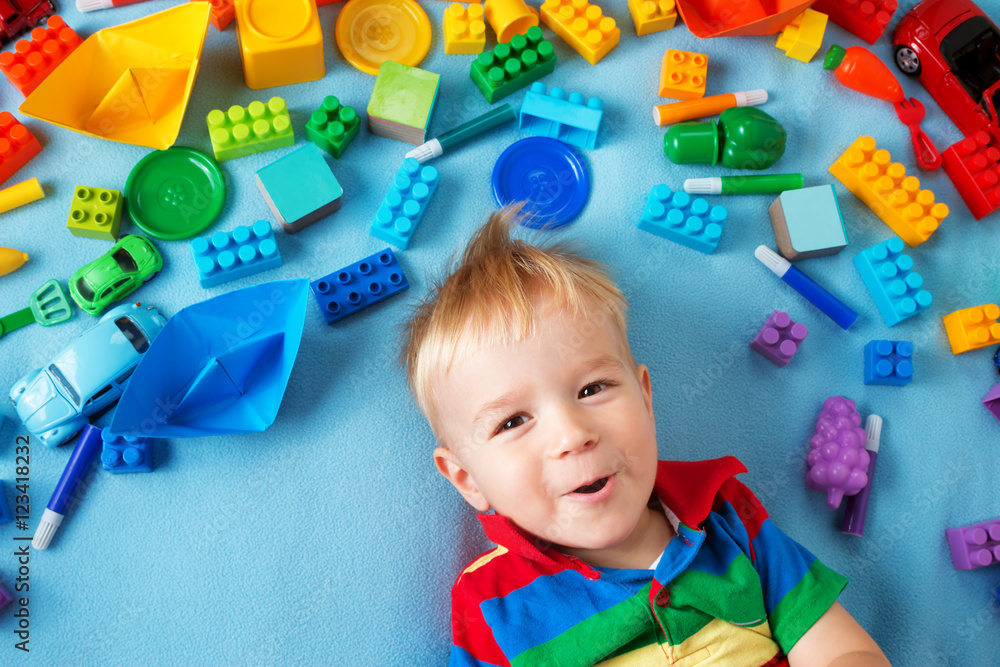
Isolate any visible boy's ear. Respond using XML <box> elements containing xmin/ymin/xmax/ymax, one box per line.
<box><xmin>635</xmin><ymin>363</ymin><xmax>654</xmax><ymax>422</ymax></box>
<box><xmin>434</xmin><ymin>447</ymin><xmax>492</xmax><ymax>512</ymax></box>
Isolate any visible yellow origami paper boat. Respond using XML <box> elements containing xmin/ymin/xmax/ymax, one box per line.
<box><xmin>19</xmin><ymin>3</ymin><xmax>210</xmax><ymax>150</ymax></box>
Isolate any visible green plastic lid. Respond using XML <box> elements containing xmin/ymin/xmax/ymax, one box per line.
<box><xmin>664</xmin><ymin>120</ymin><xmax>720</xmax><ymax>166</ymax></box>
<box><xmin>823</xmin><ymin>45</ymin><xmax>846</xmax><ymax>71</ymax></box>
<box><xmin>125</xmin><ymin>147</ymin><xmax>227</xmax><ymax>241</ymax></box>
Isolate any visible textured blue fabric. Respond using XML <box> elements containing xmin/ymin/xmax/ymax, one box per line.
<box><xmin>0</xmin><ymin>1</ymin><xmax>996</xmax><ymax>665</ymax></box>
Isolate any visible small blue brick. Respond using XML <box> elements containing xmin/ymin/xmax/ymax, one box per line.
<box><xmin>864</xmin><ymin>340</ymin><xmax>914</xmax><ymax>386</ymax></box>
<box><xmin>636</xmin><ymin>185</ymin><xmax>727</xmax><ymax>254</ymax></box>
<box><xmin>853</xmin><ymin>237</ymin><xmax>931</xmax><ymax>326</ymax></box>
<box><xmin>190</xmin><ymin>220</ymin><xmax>282</xmax><ymax>288</ymax></box>
<box><xmin>310</xmin><ymin>248</ymin><xmax>409</xmax><ymax>324</ymax></box>
<box><xmin>100</xmin><ymin>428</ymin><xmax>153</xmax><ymax>473</ymax></box>
<box><xmin>519</xmin><ymin>82</ymin><xmax>603</xmax><ymax>150</ymax></box>
<box><xmin>370</xmin><ymin>158</ymin><xmax>439</xmax><ymax>250</ymax></box>
<box><xmin>0</xmin><ymin>481</ymin><xmax>11</xmax><ymax>523</ymax></box>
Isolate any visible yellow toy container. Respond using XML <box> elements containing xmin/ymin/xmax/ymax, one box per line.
<box><xmin>484</xmin><ymin>0</ymin><xmax>539</xmax><ymax>44</ymax></box>
<box><xmin>234</xmin><ymin>0</ymin><xmax>324</xmax><ymax>89</ymax></box>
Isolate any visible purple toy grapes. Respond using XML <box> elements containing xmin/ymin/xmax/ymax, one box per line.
<box><xmin>806</xmin><ymin>396</ymin><xmax>870</xmax><ymax>509</ymax></box>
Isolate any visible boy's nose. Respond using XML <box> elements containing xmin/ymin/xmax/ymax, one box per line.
<box><xmin>548</xmin><ymin>408</ymin><xmax>599</xmax><ymax>457</ymax></box>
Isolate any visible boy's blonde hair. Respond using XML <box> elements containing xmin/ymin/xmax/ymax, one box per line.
<box><xmin>400</xmin><ymin>204</ymin><xmax>632</xmax><ymax>431</ymax></box>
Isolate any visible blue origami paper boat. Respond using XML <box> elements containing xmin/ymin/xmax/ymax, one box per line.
<box><xmin>109</xmin><ymin>279</ymin><xmax>309</xmax><ymax>438</ymax></box>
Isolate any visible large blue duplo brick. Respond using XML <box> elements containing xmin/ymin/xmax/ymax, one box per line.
<box><xmin>519</xmin><ymin>82</ymin><xmax>603</xmax><ymax>149</ymax></box>
<box><xmin>310</xmin><ymin>248</ymin><xmax>409</xmax><ymax>324</ymax></box>
<box><xmin>864</xmin><ymin>340</ymin><xmax>914</xmax><ymax>386</ymax></box>
<box><xmin>636</xmin><ymin>185</ymin><xmax>727</xmax><ymax>254</ymax></box>
<box><xmin>190</xmin><ymin>220</ymin><xmax>282</xmax><ymax>288</ymax></box>
<box><xmin>853</xmin><ymin>237</ymin><xmax>931</xmax><ymax>327</ymax></box>
<box><xmin>370</xmin><ymin>158</ymin><xmax>439</xmax><ymax>250</ymax></box>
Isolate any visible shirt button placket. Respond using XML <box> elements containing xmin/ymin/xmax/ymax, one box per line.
<box><xmin>654</xmin><ymin>587</ymin><xmax>670</xmax><ymax>607</ymax></box>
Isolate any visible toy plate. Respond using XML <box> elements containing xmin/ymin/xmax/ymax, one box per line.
<box><xmin>335</xmin><ymin>0</ymin><xmax>432</xmax><ymax>76</ymax></box>
<box><xmin>125</xmin><ymin>147</ymin><xmax>227</xmax><ymax>241</ymax></box>
<box><xmin>491</xmin><ymin>137</ymin><xmax>590</xmax><ymax>228</ymax></box>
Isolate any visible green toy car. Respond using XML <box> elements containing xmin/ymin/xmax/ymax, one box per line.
<box><xmin>69</xmin><ymin>235</ymin><xmax>163</xmax><ymax>316</ymax></box>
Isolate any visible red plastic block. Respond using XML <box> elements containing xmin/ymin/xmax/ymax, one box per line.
<box><xmin>0</xmin><ymin>15</ymin><xmax>81</xmax><ymax>96</ymax></box>
<box><xmin>811</xmin><ymin>0</ymin><xmax>896</xmax><ymax>45</ymax></box>
<box><xmin>191</xmin><ymin>0</ymin><xmax>235</xmax><ymax>31</ymax></box>
<box><xmin>941</xmin><ymin>131</ymin><xmax>1000</xmax><ymax>221</ymax></box>
<box><xmin>0</xmin><ymin>112</ymin><xmax>40</xmax><ymax>186</ymax></box>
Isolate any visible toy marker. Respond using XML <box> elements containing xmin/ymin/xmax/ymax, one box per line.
<box><xmin>33</xmin><ymin>424</ymin><xmax>104</xmax><ymax>550</ymax></box>
<box><xmin>77</xmin><ymin>0</ymin><xmax>155</xmax><ymax>10</ymax></box>
<box><xmin>406</xmin><ymin>104</ymin><xmax>516</xmax><ymax>163</ymax></box>
<box><xmin>654</xmin><ymin>90</ymin><xmax>767</xmax><ymax>126</ymax></box>
<box><xmin>841</xmin><ymin>415</ymin><xmax>883</xmax><ymax>536</ymax></box>
<box><xmin>755</xmin><ymin>245</ymin><xmax>858</xmax><ymax>330</ymax></box>
<box><xmin>685</xmin><ymin>174</ymin><xmax>803</xmax><ymax>195</ymax></box>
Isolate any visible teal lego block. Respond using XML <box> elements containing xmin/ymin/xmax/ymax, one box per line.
<box><xmin>100</xmin><ymin>428</ymin><xmax>153</xmax><ymax>473</ymax></box>
<box><xmin>637</xmin><ymin>185</ymin><xmax>727</xmax><ymax>254</ymax></box>
<box><xmin>207</xmin><ymin>97</ymin><xmax>294</xmax><ymax>162</ymax></box>
<box><xmin>864</xmin><ymin>340</ymin><xmax>913</xmax><ymax>386</ymax></box>
<box><xmin>470</xmin><ymin>26</ymin><xmax>556</xmax><ymax>104</ymax></box>
<box><xmin>769</xmin><ymin>184</ymin><xmax>847</xmax><ymax>261</ymax></box>
<box><xmin>305</xmin><ymin>96</ymin><xmax>360</xmax><ymax>159</ymax></box>
<box><xmin>190</xmin><ymin>220</ymin><xmax>282</xmax><ymax>288</ymax></box>
<box><xmin>370</xmin><ymin>157</ymin><xmax>439</xmax><ymax>250</ymax></box>
<box><xmin>853</xmin><ymin>237</ymin><xmax>932</xmax><ymax>326</ymax></box>
<box><xmin>67</xmin><ymin>186</ymin><xmax>123</xmax><ymax>241</ymax></box>
<box><xmin>519</xmin><ymin>82</ymin><xmax>604</xmax><ymax>150</ymax></box>
<box><xmin>367</xmin><ymin>62</ymin><xmax>440</xmax><ymax>137</ymax></box>
<box><xmin>255</xmin><ymin>143</ymin><xmax>343</xmax><ymax>234</ymax></box>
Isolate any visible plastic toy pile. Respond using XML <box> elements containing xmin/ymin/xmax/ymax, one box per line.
<box><xmin>0</xmin><ymin>0</ymin><xmax>997</xmax><ymax>663</ymax></box>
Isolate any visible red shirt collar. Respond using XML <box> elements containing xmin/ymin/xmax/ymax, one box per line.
<box><xmin>476</xmin><ymin>456</ymin><xmax>747</xmax><ymax>576</ymax></box>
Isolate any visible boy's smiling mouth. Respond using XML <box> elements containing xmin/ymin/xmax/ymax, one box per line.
<box><xmin>566</xmin><ymin>474</ymin><xmax>616</xmax><ymax>501</ymax></box>
<box><xmin>574</xmin><ymin>477</ymin><xmax>610</xmax><ymax>494</ymax></box>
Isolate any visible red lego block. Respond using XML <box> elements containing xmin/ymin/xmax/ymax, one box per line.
<box><xmin>192</xmin><ymin>0</ymin><xmax>235</xmax><ymax>31</ymax></box>
<box><xmin>811</xmin><ymin>0</ymin><xmax>896</xmax><ymax>45</ymax></box>
<box><xmin>0</xmin><ymin>112</ymin><xmax>40</xmax><ymax>186</ymax></box>
<box><xmin>941</xmin><ymin>130</ymin><xmax>1000</xmax><ymax>221</ymax></box>
<box><xmin>0</xmin><ymin>15</ymin><xmax>81</xmax><ymax>96</ymax></box>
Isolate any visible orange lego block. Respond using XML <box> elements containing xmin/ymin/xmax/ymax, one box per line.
<box><xmin>539</xmin><ymin>0</ymin><xmax>620</xmax><ymax>66</ymax></box>
<box><xmin>628</xmin><ymin>0</ymin><xmax>676</xmax><ymax>36</ymax></box>
<box><xmin>829</xmin><ymin>136</ymin><xmax>948</xmax><ymax>247</ymax></box>
<box><xmin>0</xmin><ymin>16</ymin><xmax>82</xmax><ymax>97</ymax></box>
<box><xmin>659</xmin><ymin>49</ymin><xmax>707</xmax><ymax>100</ymax></box>
<box><xmin>444</xmin><ymin>3</ymin><xmax>486</xmax><ymax>55</ymax></box>
<box><xmin>774</xmin><ymin>8</ymin><xmax>827</xmax><ymax>62</ymax></box>
<box><xmin>192</xmin><ymin>0</ymin><xmax>235</xmax><ymax>31</ymax></box>
<box><xmin>943</xmin><ymin>305</ymin><xmax>1000</xmax><ymax>355</ymax></box>
<box><xmin>234</xmin><ymin>0</ymin><xmax>324</xmax><ymax>90</ymax></box>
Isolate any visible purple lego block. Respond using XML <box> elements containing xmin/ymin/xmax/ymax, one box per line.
<box><xmin>946</xmin><ymin>518</ymin><xmax>1000</xmax><ymax>570</ymax></box>
<box><xmin>805</xmin><ymin>396</ymin><xmax>870</xmax><ymax>509</ymax></box>
<box><xmin>749</xmin><ymin>310</ymin><xmax>808</xmax><ymax>367</ymax></box>
<box><xmin>983</xmin><ymin>384</ymin><xmax>1000</xmax><ymax>422</ymax></box>
<box><xmin>0</xmin><ymin>581</ymin><xmax>11</xmax><ymax>610</ymax></box>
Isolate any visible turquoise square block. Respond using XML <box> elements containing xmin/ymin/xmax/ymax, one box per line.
<box><xmin>255</xmin><ymin>144</ymin><xmax>343</xmax><ymax>226</ymax></box>
<box><xmin>780</xmin><ymin>184</ymin><xmax>847</xmax><ymax>256</ymax></box>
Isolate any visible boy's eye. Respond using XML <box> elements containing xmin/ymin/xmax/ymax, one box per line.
<box><xmin>579</xmin><ymin>380</ymin><xmax>613</xmax><ymax>399</ymax></box>
<box><xmin>495</xmin><ymin>414</ymin><xmax>527</xmax><ymax>435</ymax></box>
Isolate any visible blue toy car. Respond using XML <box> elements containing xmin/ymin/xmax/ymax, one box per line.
<box><xmin>8</xmin><ymin>302</ymin><xmax>167</xmax><ymax>448</ymax></box>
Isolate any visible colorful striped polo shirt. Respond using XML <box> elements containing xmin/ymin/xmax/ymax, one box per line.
<box><xmin>448</xmin><ymin>456</ymin><xmax>848</xmax><ymax>666</ymax></box>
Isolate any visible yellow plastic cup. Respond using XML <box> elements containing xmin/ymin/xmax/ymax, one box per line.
<box><xmin>484</xmin><ymin>0</ymin><xmax>538</xmax><ymax>44</ymax></box>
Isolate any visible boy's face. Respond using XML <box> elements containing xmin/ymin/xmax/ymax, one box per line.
<box><xmin>432</xmin><ymin>297</ymin><xmax>659</xmax><ymax>554</ymax></box>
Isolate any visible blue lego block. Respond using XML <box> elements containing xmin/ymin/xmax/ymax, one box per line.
<box><xmin>519</xmin><ymin>82</ymin><xmax>603</xmax><ymax>150</ymax></box>
<box><xmin>190</xmin><ymin>220</ymin><xmax>282</xmax><ymax>289</ymax></box>
<box><xmin>864</xmin><ymin>340</ymin><xmax>914</xmax><ymax>386</ymax></box>
<box><xmin>100</xmin><ymin>428</ymin><xmax>153</xmax><ymax>473</ymax></box>
<box><xmin>310</xmin><ymin>248</ymin><xmax>410</xmax><ymax>324</ymax></box>
<box><xmin>0</xmin><ymin>480</ymin><xmax>11</xmax><ymax>524</ymax></box>
<box><xmin>853</xmin><ymin>237</ymin><xmax>932</xmax><ymax>326</ymax></box>
<box><xmin>370</xmin><ymin>158</ymin><xmax>439</xmax><ymax>250</ymax></box>
<box><xmin>636</xmin><ymin>185</ymin><xmax>727</xmax><ymax>254</ymax></box>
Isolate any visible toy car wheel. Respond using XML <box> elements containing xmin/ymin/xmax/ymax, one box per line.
<box><xmin>894</xmin><ymin>46</ymin><xmax>921</xmax><ymax>77</ymax></box>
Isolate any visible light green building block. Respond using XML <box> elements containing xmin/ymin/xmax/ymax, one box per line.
<box><xmin>67</xmin><ymin>186</ymin><xmax>123</xmax><ymax>240</ymax></box>
<box><xmin>207</xmin><ymin>97</ymin><xmax>294</xmax><ymax>162</ymax></box>
<box><xmin>769</xmin><ymin>184</ymin><xmax>847</xmax><ymax>261</ymax></box>
<box><xmin>367</xmin><ymin>61</ymin><xmax>440</xmax><ymax>133</ymax></box>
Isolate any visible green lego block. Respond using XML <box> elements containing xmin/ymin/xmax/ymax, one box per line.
<box><xmin>470</xmin><ymin>26</ymin><xmax>556</xmax><ymax>104</ymax></box>
<box><xmin>305</xmin><ymin>96</ymin><xmax>360</xmax><ymax>159</ymax></box>
<box><xmin>207</xmin><ymin>97</ymin><xmax>294</xmax><ymax>162</ymax></box>
<box><xmin>367</xmin><ymin>62</ymin><xmax>440</xmax><ymax>131</ymax></box>
<box><xmin>66</xmin><ymin>186</ymin><xmax>123</xmax><ymax>240</ymax></box>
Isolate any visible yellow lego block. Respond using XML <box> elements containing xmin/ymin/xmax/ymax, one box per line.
<box><xmin>775</xmin><ymin>8</ymin><xmax>828</xmax><ymax>63</ymax></box>
<box><xmin>829</xmin><ymin>136</ymin><xmax>948</xmax><ymax>247</ymax></box>
<box><xmin>234</xmin><ymin>0</ymin><xmax>324</xmax><ymax>90</ymax></box>
<box><xmin>943</xmin><ymin>304</ymin><xmax>1000</xmax><ymax>354</ymax></box>
<box><xmin>628</xmin><ymin>0</ymin><xmax>676</xmax><ymax>36</ymax></box>
<box><xmin>659</xmin><ymin>49</ymin><xmax>707</xmax><ymax>99</ymax></box>
<box><xmin>540</xmin><ymin>0</ymin><xmax>619</xmax><ymax>66</ymax></box>
<box><xmin>444</xmin><ymin>3</ymin><xmax>487</xmax><ymax>55</ymax></box>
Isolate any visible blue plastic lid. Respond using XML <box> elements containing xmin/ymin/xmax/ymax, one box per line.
<box><xmin>491</xmin><ymin>137</ymin><xmax>590</xmax><ymax>228</ymax></box>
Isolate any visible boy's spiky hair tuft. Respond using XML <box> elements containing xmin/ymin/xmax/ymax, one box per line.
<box><xmin>400</xmin><ymin>204</ymin><xmax>631</xmax><ymax>433</ymax></box>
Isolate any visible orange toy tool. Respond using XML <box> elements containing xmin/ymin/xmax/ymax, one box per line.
<box><xmin>823</xmin><ymin>44</ymin><xmax>903</xmax><ymax>103</ymax></box>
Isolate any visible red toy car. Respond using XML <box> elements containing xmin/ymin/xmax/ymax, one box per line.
<box><xmin>893</xmin><ymin>0</ymin><xmax>1000</xmax><ymax>137</ymax></box>
<box><xmin>0</xmin><ymin>0</ymin><xmax>54</xmax><ymax>45</ymax></box>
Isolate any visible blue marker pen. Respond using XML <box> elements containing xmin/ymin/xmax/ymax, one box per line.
<box><xmin>33</xmin><ymin>424</ymin><xmax>103</xmax><ymax>550</ymax></box>
<box><xmin>755</xmin><ymin>246</ymin><xmax>859</xmax><ymax>330</ymax></box>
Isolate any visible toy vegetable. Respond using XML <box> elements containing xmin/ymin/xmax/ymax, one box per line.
<box><xmin>823</xmin><ymin>44</ymin><xmax>904</xmax><ymax>103</ymax></box>
<box><xmin>663</xmin><ymin>107</ymin><xmax>787</xmax><ymax>170</ymax></box>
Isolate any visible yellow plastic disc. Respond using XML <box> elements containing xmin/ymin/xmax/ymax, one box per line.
<box><xmin>335</xmin><ymin>0</ymin><xmax>432</xmax><ymax>76</ymax></box>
